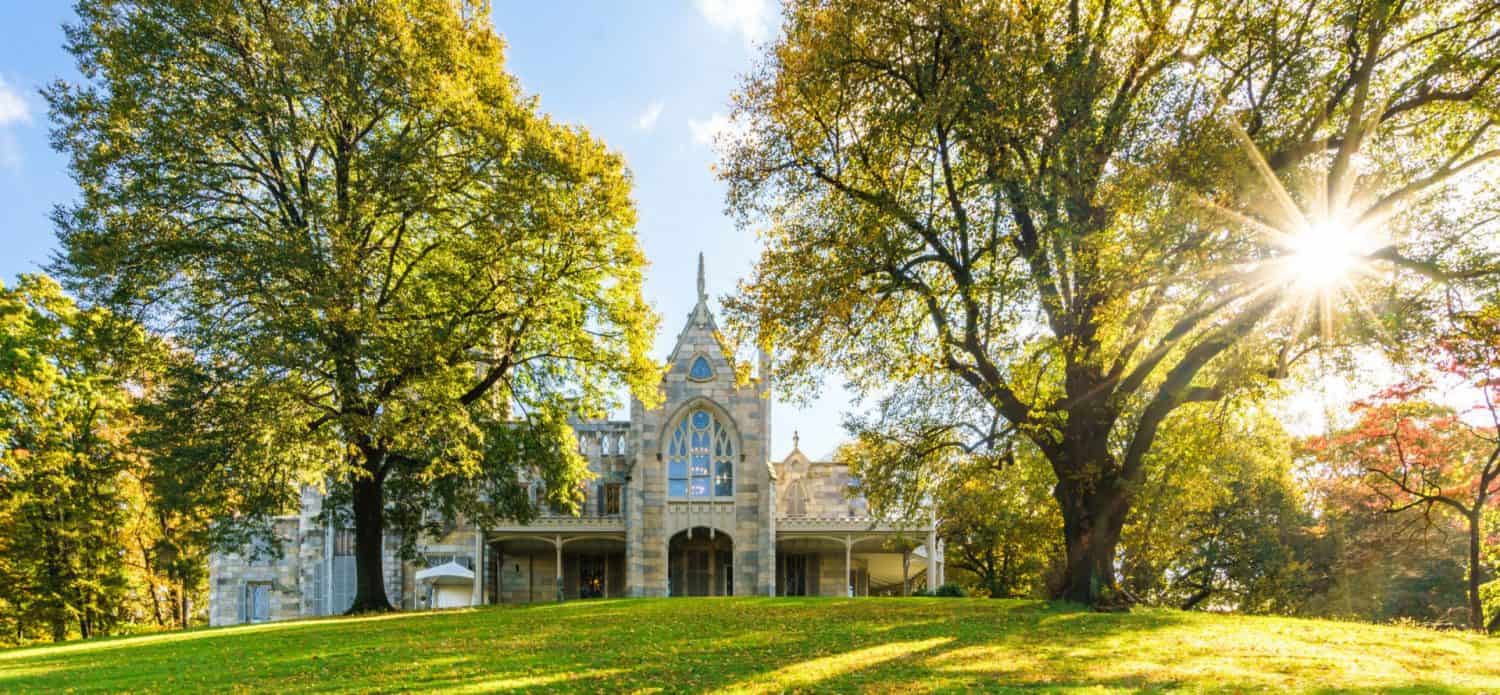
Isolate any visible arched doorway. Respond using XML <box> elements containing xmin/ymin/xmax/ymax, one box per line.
<box><xmin>668</xmin><ymin>527</ymin><xmax>733</xmax><ymax>596</ymax></box>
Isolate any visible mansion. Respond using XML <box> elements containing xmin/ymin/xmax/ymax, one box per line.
<box><xmin>208</xmin><ymin>258</ymin><xmax>943</xmax><ymax>625</ymax></box>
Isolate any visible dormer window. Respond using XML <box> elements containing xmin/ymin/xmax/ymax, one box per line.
<box><xmin>688</xmin><ymin>355</ymin><xmax>714</xmax><ymax>381</ymax></box>
<box><xmin>786</xmin><ymin>481</ymin><xmax>808</xmax><ymax>517</ymax></box>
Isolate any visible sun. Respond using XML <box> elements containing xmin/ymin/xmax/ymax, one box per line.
<box><xmin>1279</xmin><ymin>214</ymin><xmax>1374</xmax><ymax>293</ymax></box>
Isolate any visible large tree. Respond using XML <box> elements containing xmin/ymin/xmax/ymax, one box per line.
<box><xmin>49</xmin><ymin>0</ymin><xmax>659</xmax><ymax>612</ymax></box>
<box><xmin>721</xmin><ymin>0</ymin><xmax>1500</xmax><ymax>605</ymax></box>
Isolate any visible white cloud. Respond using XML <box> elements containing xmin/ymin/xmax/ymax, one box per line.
<box><xmin>0</xmin><ymin>76</ymin><xmax>31</xmax><ymax>171</ymax></box>
<box><xmin>694</xmin><ymin>0</ymin><xmax>771</xmax><ymax>47</ymax></box>
<box><xmin>687</xmin><ymin>112</ymin><xmax>747</xmax><ymax>149</ymax></box>
<box><xmin>636</xmin><ymin>101</ymin><xmax>664</xmax><ymax>131</ymax></box>
<box><xmin>0</xmin><ymin>76</ymin><xmax>30</xmax><ymax>127</ymax></box>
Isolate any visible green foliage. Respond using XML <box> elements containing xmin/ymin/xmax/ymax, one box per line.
<box><xmin>48</xmin><ymin>0</ymin><xmax>660</xmax><ymax>609</ymax></box>
<box><xmin>130</xmin><ymin>353</ymin><xmax>272</xmax><ymax>629</ymax></box>
<box><xmin>933</xmin><ymin>583</ymin><xmax>966</xmax><ymax>598</ymax></box>
<box><xmin>3</xmin><ymin>599</ymin><xmax>1500</xmax><ymax>692</ymax></box>
<box><xmin>0</xmin><ymin>275</ymin><xmax>159</xmax><ymax>642</ymax></box>
<box><xmin>936</xmin><ymin>442</ymin><xmax>1061</xmax><ymax>600</ymax></box>
<box><xmin>1483</xmin><ymin>579</ymin><xmax>1500</xmax><ymax>633</ymax></box>
<box><xmin>1121</xmin><ymin>404</ymin><xmax>1317</xmax><ymax>614</ymax></box>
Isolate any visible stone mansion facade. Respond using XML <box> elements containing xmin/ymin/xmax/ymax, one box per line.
<box><xmin>208</xmin><ymin>258</ymin><xmax>942</xmax><ymax>625</ymax></box>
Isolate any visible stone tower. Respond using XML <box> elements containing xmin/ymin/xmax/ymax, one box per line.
<box><xmin>624</xmin><ymin>254</ymin><xmax>774</xmax><ymax>596</ymax></box>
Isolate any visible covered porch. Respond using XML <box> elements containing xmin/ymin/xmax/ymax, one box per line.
<box><xmin>486</xmin><ymin>529</ymin><xmax>627</xmax><ymax>603</ymax></box>
<box><xmin>775</xmin><ymin>518</ymin><xmax>943</xmax><ymax>597</ymax></box>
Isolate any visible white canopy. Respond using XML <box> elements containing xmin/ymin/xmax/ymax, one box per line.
<box><xmin>415</xmin><ymin>561</ymin><xmax>475</xmax><ymax>585</ymax></box>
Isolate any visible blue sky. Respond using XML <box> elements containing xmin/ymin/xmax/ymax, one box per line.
<box><xmin>0</xmin><ymin>0</ymin><xmax>851</xmax><ymax>460</ymax></box>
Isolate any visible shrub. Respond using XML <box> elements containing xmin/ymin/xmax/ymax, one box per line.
<box><xmin>934</xmin><ymin>583</ymin><xmax>967</xmax><ymax>598</ymax></box>
<box><xmin>1481</xmin><ymin>579</ymin><xmax>1499</xmax><ymax>634</ymax></box>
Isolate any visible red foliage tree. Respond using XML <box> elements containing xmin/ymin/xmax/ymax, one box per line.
<box><xmin>1317</xmin><ymin>312</ymin><xmax>1500</xmax><ymax>631</ymax></box>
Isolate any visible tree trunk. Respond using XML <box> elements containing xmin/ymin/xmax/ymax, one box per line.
<box><xmin>179</xmin><ymin>586</ymin><xmax>190</xmax><ymax>630</ymax></box>
<box><xmin>46</xmin><ymin>539</ymin><xmax>66</xmax><ymax>642</ymax></box>
<box><xmin>146</xmin><ymin>576</ymin><xmax>166</xmax><ymax>628</ymax></box>
<box><xmin>1467</xmin><ymin>512</ymin><xmax>1484</xmax><ymax>632</ymax></box>
<box><xmin>1180</xmin><ymin>586</ymin><xmax>1213</xmax><ymax>611</ymax></box>
<box><xmin>1054</xmin><ymin>475</ymin><xmax>1129</xmax><ymax>607</ymax></box>
<box><xmin>997</xmin><ymin>546</ymin><xmax>1013</xmax><ymax>598</ymax></box>
<box><xmin>348</xmin><ymin>464</ymin><xmax>394</xmax><ymax>613</ymax></box>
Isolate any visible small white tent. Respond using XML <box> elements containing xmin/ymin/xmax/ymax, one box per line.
<box><xmin>415</xmin><ymin>561</ymin><xmax>475</xmax><ymax>609</ymax></box>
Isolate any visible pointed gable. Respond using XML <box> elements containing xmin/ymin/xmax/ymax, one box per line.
<box><xmin>665</xmin><ymin>252</ymin><xmax>739</xmax><ymax>382</ymax></box>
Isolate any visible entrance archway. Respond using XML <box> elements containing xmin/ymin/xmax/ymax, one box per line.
<box><xmin>668</xmin><ymin>527</ymin><xmax>733</xmax><ymax>596</ymax></box>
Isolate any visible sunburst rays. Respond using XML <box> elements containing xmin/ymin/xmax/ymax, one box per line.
<box><xmin>1188</xmin><ymin>101</ymin><xmax>1395</xmax><ymax>345</ymax></box>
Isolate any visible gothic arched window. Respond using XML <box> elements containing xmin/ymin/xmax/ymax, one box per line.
<box><xmin>667</xmin><ymin>409</ymin><xmax>735</xmax><ymax>498</ymax></box>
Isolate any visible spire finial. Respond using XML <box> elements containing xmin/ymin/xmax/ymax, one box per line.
<box><xmin>697</xmin><ymin>252</ymin><xmax>706</xmax><ymax>302</ymax></box>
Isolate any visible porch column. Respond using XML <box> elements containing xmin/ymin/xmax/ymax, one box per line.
<box><xmin>843</xmin><ymin>535</ymin><xmax>852</xmax><ymax>598</ymax></box>
<box><xmin>323</xmin><ymin>520</ymin><xmax>334</xmax><ymax>615</ymax></box>
<box><xmin>926</xmin><ymin>526</ymin><xmax>937</xmax><ymax>591</ymax></box>
<box><xmin>555</xmin><ymin>535</ymin><xmax>564</xmax><ymax>602</ymax></box>
<box><xmin>471</xmin><ymin>530</ymin><xmax>483</xmax><ymax>606</ymax></box>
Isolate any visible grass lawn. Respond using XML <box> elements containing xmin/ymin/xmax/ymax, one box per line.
<box><xmin>1</xmin><ymin>598</ymin><xmax>1498</xmax><ymax>693</ymax></box>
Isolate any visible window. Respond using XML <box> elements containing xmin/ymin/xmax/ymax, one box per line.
<box><xmin>667</xmin><ymin>408</ymin><xmax>734</xmax><ymax>498</ymax></box>
<box><xmin>247</xmin><ymin>582</ymin><xmax>272</xmax><ymax>623</ymax></box>
<box><xmin>604</xmin><ymin>483</ymin><xmax>623</xmax><ymax>515</ymax></box>
<box><xmin>330</xmin><ymin>529</ymin><xmax>355</xmax><ymax>615</ymax></box>
<box><xmin>530</xmin><ymin>481</ymin><xmax>548</xmax><ymax>514</ymax></box>
<box><xmin>689</xmin><ymin>355</ymin><xmax>714</xmax><ymax>380</ymax></box>
<box><xmin>333</xmin><ymin>529</ymin><xmax>355</xmax><ymax>556</ymax></box>
<box><xmin>785</xmin><ymin>481</ymin><xmax>808</xmax><ymax>517</ymax></box>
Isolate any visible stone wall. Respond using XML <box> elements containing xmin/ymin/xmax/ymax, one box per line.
<box><xmin>816</xmin><ymin>551</ymin><xmax>849</xmax><ymax>597</ymax></box>
<box><xmin>208</xmin><ymin>516</ymin><xmax>301</xmax><ymax>626</ymax></box>
<box><xmin>208</xmin><ymin>488</ymin><xmax>404</xmax><ymax>626</ymax></box>
<box><xmin>776</xmin><ymin>456</ymin><xmax>869</xmax><ymax>519</ymax></box>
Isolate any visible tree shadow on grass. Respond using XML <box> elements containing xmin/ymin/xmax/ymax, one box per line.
<box><xmin>3</xmin><ymin>599</ymin><xmax>1495</xmax><ymax>693</ymax></box>
<box><xmin>0</xmin><ymin>599</ymin><xmax>1177</xmax><ymax>693</ymax></box>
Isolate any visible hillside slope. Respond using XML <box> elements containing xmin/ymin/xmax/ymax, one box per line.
<box><xmin>1</xmin><ymin>598</ymin><xmax>1496</xmax><ymax>693</ymax></box>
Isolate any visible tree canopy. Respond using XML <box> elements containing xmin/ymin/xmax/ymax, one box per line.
<box><xmin>1309</xmin><ymin>303</ymin><xmax>1500</xmax><ymax>630</ymax></box>
<box><xmin>722</xmin><ymin>0</ymin><xmax>1500</xmax><ymax>605</ymax></box>
<box><xmin>48</xmin><ymin>0</ymin><xmax>660</xmax><ymax>612</ymax></box>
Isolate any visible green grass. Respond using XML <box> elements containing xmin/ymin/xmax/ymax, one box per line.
<box><xmin>2</xmin><ymin>598</ymin><xmax>1498</xmax><ymax>693</ymax></box>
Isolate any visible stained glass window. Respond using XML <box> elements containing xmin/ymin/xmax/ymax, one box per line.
<box><xmin>689</xmin><ymin>355</ymin><xmax>713</xmax><ymax>380</ymax></box>
<box><xmin>667</xmin><ymin>408</ymin><xmax>734</xmax><ymax>498</ymax></box>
